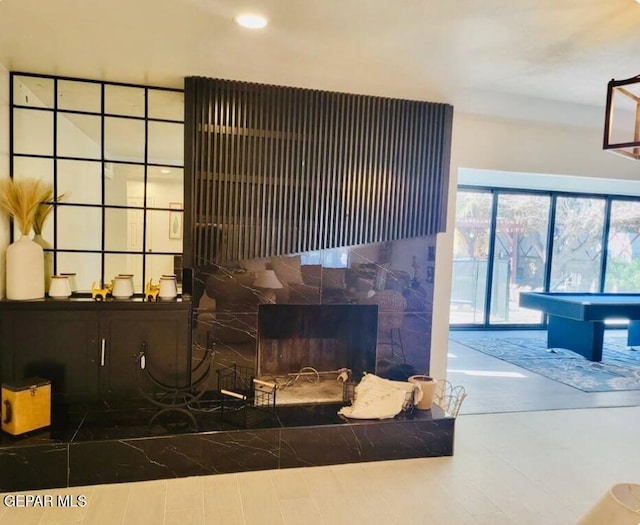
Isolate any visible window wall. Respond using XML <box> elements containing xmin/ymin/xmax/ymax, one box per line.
<box><xmin>450</xmin><ymin>191</ymin><xmax>493</xmax><ymax>324</ymax></box>
<box><xmin>450</xmin><ymin>187</ymin><xmax>640</xmax><ymax>328</ymax></box>
<box><xmin>549</xmin><ymin>196</ymin><xmax>605</xmax><ymax>293</ymax></box>
<box><xmin>490</xmin><ymin>193</ymin><xmax>551</xmax><ymax>324</ymax></box>
<box><xmin>605</xmin><ymin>200</ymin><xmax>640</xmax><ymax>292</ymax></box>
<box><xmin>10</xmin><ymin>73</ymin><xmax>184</xmax><ymax>293</ymax></box>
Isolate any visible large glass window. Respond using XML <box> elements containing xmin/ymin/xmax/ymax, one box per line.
<box><xmin>10</xmin><ymin>73</ymin><xmax>184</xmax><ymax>293</ymax></box>
<box><xmin>605</xmin><ymin>200</ymin><xmax>640</xmax><ymax>292</ymax></box>
<box><xmin>549</xmin><ymin>196</ymin><xmax>605</xmax><ymax>293</ymax></box>
<box><xmin>490</xmin><ymin>193</ymin><xmax>550</xmax><ymax>324</ymax></box>
<box><xmin>450</xmin><ymin>190</ymin><xmax>492</xmax><ymax>324</ymax></box>
<box><xmin>450</xmin><ymin>185</ymin><xmax>623</xmax><ymax>328</ymax></box>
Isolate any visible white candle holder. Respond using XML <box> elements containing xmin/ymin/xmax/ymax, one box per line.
<box><xmin>49</xmin><ymin>275</ymin><xmax>71</xmax><ymax>299</ymax></box>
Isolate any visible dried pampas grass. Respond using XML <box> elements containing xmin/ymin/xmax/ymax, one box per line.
<box><xmin>0</xmin><ymin>178</ymin><xmax>54</xmax><ymax>236</ymax></box>
<box><xmin>33</xmin><ymin>186</ymin><xmax>65</xmax><ymax>235</ymax></box>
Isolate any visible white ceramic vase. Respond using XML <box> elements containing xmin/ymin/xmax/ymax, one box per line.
<box><xmin>33</xmin><ymin>233</ymin><xmax>53</xmax><ymax>293</ymax></box>
<box><xmin>6</xmin><ymin>235</ymin><xmax>45</xmax><ymax>300</ymax></box>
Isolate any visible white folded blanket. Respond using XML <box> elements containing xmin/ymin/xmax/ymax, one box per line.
<box><xmin>338</xmin><ymin>373</ymin><xmax>422</xmax><ymax>420</ymax></box>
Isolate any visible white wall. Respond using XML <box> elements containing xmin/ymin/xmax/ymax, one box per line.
<box><xmin>429</xmin><ymin>111</ymin><xmax>640</xmax><ymax>381</ymax></box>
<box><xmin>452</xmin><ymin>113</ymin><xmax>640</xmax><ymax>181</ymax></box>
<box><xmin>0</xmin><ymin>64</ymin><xmax>9</xmax><ymax>299</ymax></box>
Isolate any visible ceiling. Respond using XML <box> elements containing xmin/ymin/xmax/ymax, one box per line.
<box><xmin>1</xmin><ymin>0</ymin><xmax>639</xmax><ymax>128</ymax></box>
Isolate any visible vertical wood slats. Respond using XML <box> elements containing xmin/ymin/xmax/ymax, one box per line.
<box><xmin>184</xmin><ymin>77</ymin><xmax>453</xmax><ymax>266</ymax></box>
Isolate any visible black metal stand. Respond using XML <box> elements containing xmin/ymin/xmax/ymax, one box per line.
<box><xmin>217</xmin><ymin>363</ymin><xmax>276</xmax><ymax>428</ymax></box>
<box><xmin>136</xmin><ymin>341</ymin><xmax>215</xmax><ymax>433</ymax></box>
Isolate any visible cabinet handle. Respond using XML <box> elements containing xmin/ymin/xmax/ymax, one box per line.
<box><xmin>101</xmin><ymin>338</ymin><xmax>106</xmax><ymax>367</ymax></box>
<box><xmin>139</xmin><ymin>341</ymin><xmax>146</xmax><ymax>370</ymax></box>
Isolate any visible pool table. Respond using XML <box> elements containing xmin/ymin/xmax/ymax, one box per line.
<box><xmin>519</xmin><ymin>292</ymin><xmax>640</xmax><ymax>362</ymax></box>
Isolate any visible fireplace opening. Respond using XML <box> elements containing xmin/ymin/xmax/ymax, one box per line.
<box><xmin>256</xmin><ymin>304</ymin><xmax>378</xmax><ymax>406</ymax></box>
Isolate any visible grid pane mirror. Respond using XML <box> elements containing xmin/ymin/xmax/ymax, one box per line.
<box><xmin>10</xmin><ymin>73</ymin><xmax>185</xmax><ymax>293</ymax></box>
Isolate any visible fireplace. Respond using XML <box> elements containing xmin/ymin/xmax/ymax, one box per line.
<box><xmin>256</xmin><ymin>304</ymin><xmax>378</xmax><ymax>406</ymax></box>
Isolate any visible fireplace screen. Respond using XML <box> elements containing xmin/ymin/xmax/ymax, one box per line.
<box><xmin>256</xmin><ymin>304</ymin><xmax>378</xmax><ymax>406</ymax></box>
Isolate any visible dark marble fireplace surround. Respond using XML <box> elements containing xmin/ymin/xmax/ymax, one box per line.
<box><xmin>0</xmin><ymin>234</ymin><xmax>457</xmax><ymax>493</ymax></box>
<box><xmin>194</xmin><ymin>235</ymin><xmax>439</xmax><ymax>386</ymax></box>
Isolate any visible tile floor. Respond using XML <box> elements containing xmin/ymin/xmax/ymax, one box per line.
<box><xmin>1</xmin><ymin>330</ymin><xmax>639</xmax><ymax>524</ymax></box>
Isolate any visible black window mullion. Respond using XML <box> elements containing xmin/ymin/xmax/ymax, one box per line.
<box><xmin>100</xmin><ymin>82</ymin><xmax>106</xmax><ymax>287</ymax></box>
<box><xmin>8</xmin><ymin>73</ymin><xmax>14</xmax><ymax>243</ymax></box>
<box><xmin>52</xmin><ymin>79</ymin><xmax>59</xmax><ymax>277</ymax></box>
<box><xmin>540</xmin><ymin>194</ymin><xmax>558</xmax><ymax>328</ymax></box>
<box><xmin>142</xmin><ymin>88</ymin><xmax>150</xmax><ymax>291</ymax></box>
<box><xmin>484</xmin><ymin>190</ymin><xmax>499</xmax><ymax>328</ymax></box>
<box><xmin>600</xmin><ymin>197</ymin><xmax>613</xmax><ymax>293</ymax></box>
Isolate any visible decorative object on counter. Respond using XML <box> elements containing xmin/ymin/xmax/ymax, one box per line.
<box><xmin>91</xmin><ymin>281</ymin><xmax>112</xmax><ymax>301</ymax></box>
<box><xmin>1</xmin><ymin>377</ymin><xmax>51</xmax><ymax>436</ymax></box>
<box><xmin>111</xmin><ymin>275</ymin><xmax>134</xmax><ymax>299</ymax></box>
<box><xmin>32</xmin><ymin>185</ymin><xmax>65</xmax><ymax>294</ymax></box>
<box><xmin>158</xmin><ymin>274</ymin><xmax>178</xmax><ymax>299</ymax></box>
<box><xmin>408</xmin><ymin>375</ymin><xmax>438</xmax><ymax>410</ymax></box>
<box><xmin>118</xmin><ymin>274</ymin><xmax>135</xmax><ymax>296</ymax></box>
<box><xmin>4</xmin><ymin>236</ymin><xmax>44</xmax><ymax>300</ymax></box>
<box><xmin>145</xmin><ymin>279</ymin><xmax>160</xmax><ymax>301</ymax></box>
<box><xmin>0</xmin><ymin>177</ymin><xmax>50</xmax><ymax>300</ymax></box>
<box><xmin>60</xmin><ymin>273</ymin><xmax>77</xmax><ymax>294</ymax></box>
<box><xmin>48</xmin><ymin>275</ymin><xmax>71</xmax><ymax>299</ymax></box>
<box><xmin>253</xmin><ymin>269</ymin><xmax>283</xmax><ymax>303</ymax></box>
<box><xmin>338</xmin><ymin>373</ymin><xmax>421</xmax><ymax>420</ymax></box>
<box><xmin>577</xmin><ymin>483</ymin><xmax>640</xmax><ymax>524</ymax></box>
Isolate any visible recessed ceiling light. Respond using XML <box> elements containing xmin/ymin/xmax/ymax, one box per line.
<box><xmin>235</xmin><ymin>13</ymin><xmax>268</xmax><ymax>29</ymax></box>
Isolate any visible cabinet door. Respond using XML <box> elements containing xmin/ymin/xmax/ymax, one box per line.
<box><xmin>99</xmin><ymin>310</ymin><xmax>190</xmax><ymax>398</ymax></box>
<box><xmin>0</xmin><ymin>310</ymin><xmax>100</xmax><ymax>399</ymax></box>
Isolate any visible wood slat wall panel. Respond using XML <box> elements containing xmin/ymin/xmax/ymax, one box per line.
<box><xmin>184</xmin><ymin>77</ymin><xmax>453</xmax><ymax>266</ymax></box>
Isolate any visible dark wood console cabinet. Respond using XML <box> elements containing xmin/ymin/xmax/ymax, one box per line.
<box><xmin>0</xmin><ymin>299</ymin><xmax>191</xmax><ymax>402</ymax></box>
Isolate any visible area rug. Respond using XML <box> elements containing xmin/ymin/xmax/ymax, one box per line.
<box><xmin>450</xmin><ymin>335</ymin><xmax>640</xmax><ymax>392</ymax></box>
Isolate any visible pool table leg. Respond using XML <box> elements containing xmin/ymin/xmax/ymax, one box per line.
<box><xmin>547</xmin><ymin>315</ymin><xmax>604</xmax><ymax>362</ymax></box>
<box><xmin>628</xmin><ymin>321</ymin><xmax>640</xmax><ymax>347</ymax></box>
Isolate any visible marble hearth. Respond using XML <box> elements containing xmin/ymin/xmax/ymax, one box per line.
<box><xmin>0</xmin><ymin>400</ymin><xmax>455</xmax><ymax>492</ymax></box>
